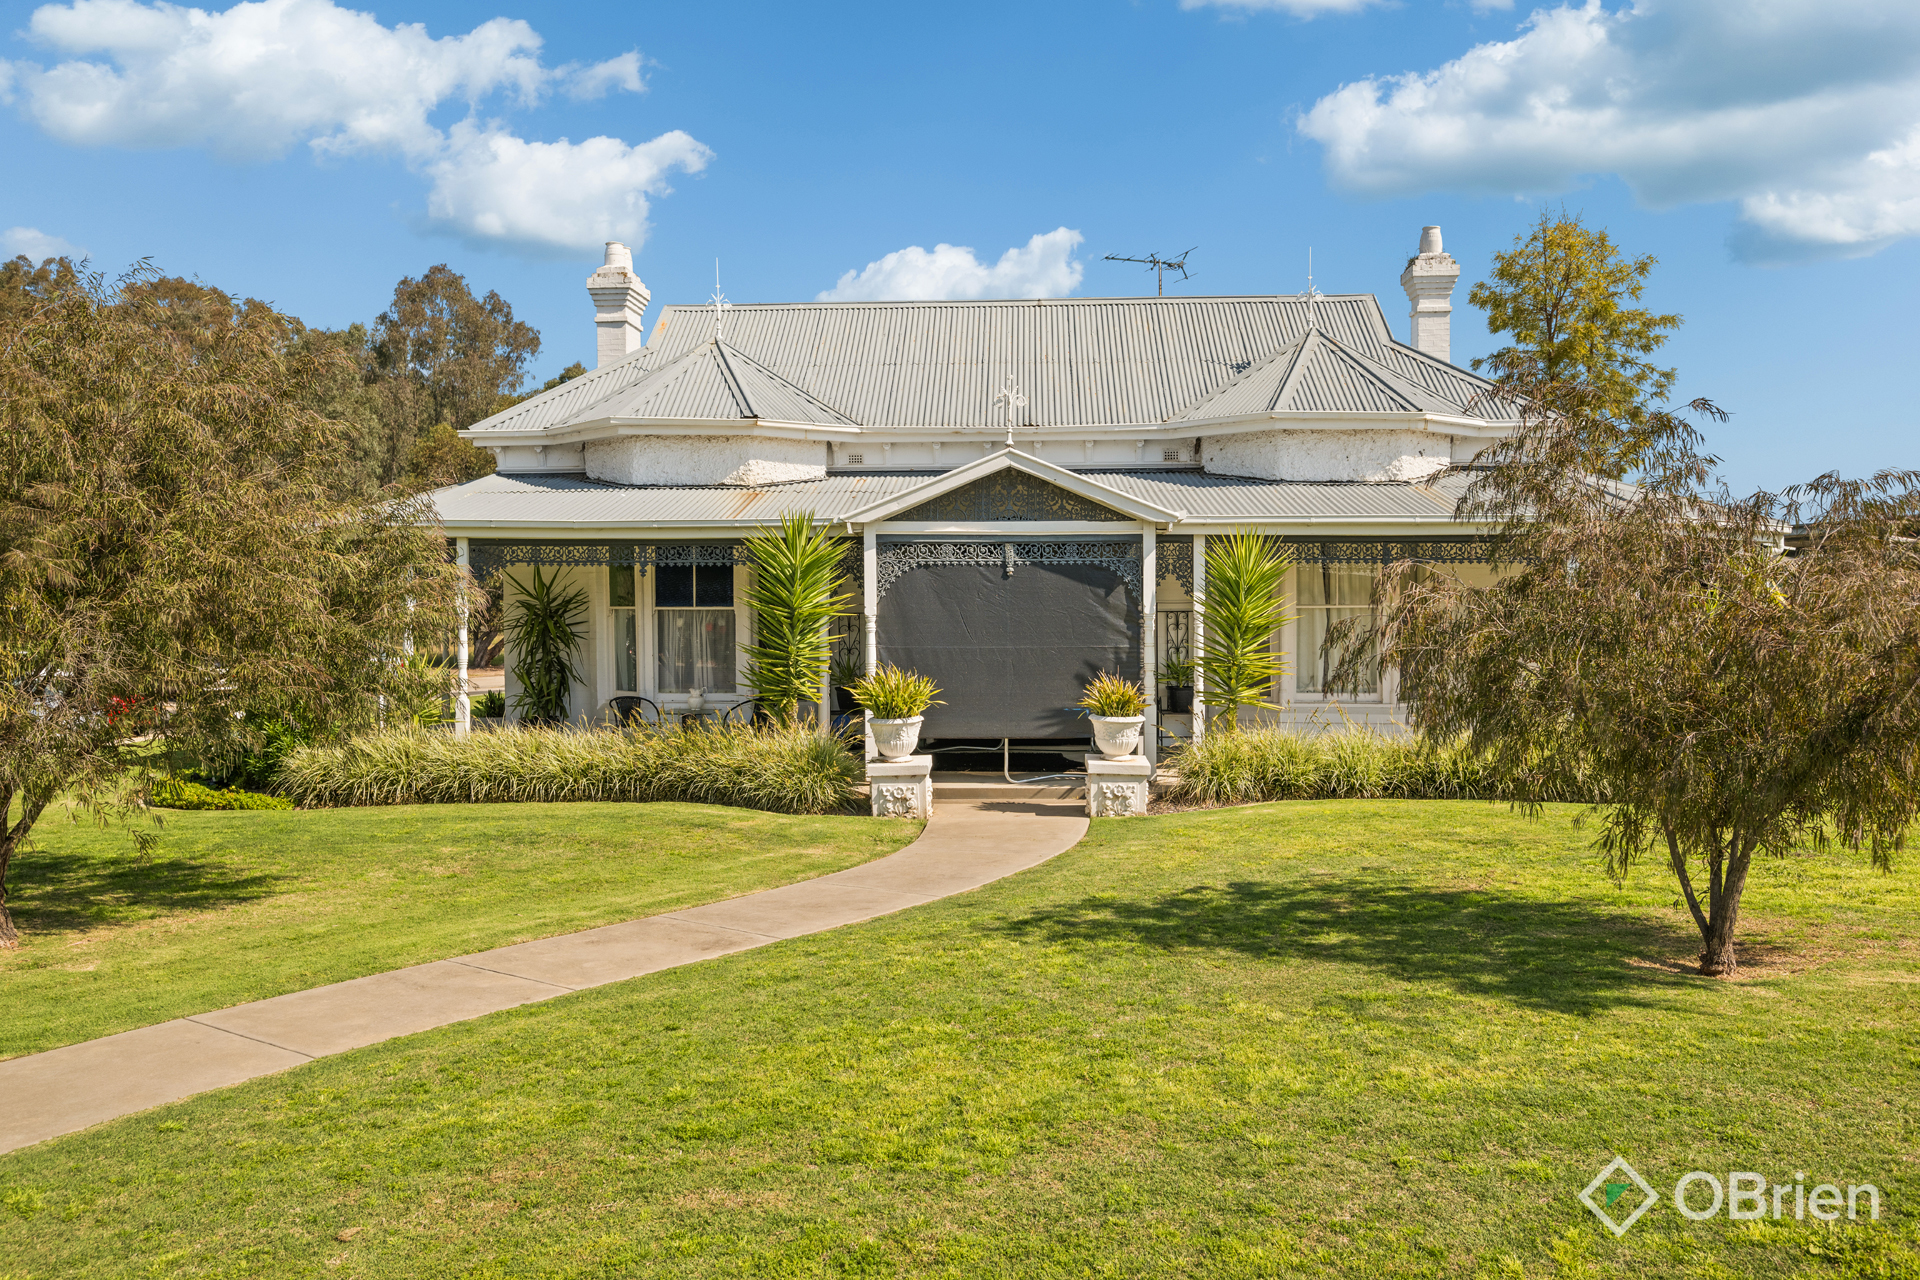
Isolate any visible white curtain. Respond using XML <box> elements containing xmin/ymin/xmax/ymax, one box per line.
<box><xmin>1295</xmin><ymin>565</ymin><xmax>1378</xmax><ymax>695</ymax></box>
<box><xmin>614</xmin><ymin>610</ymin><xmax>638</xmax><ymax>692</ymax></box>
<box><xmin>655</xmin><ymin>610</ymin><xmax>735</xmax><ymax>693</ymax></box>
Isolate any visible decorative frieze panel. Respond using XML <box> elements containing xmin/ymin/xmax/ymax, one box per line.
<box><xmin>874</xmin><ymin>538</ymin><xmax>1142</xmax><ymax>599</ymax></box>
<box><xmin>894</xmin><ymin>470</ymin><xmax>1131</xmax><ymax>523</ymax></box>
<box><xmin>469</xmin><ymin>540</ymin><xmax>865</xmax><ymax>594</ymax></box>
<box><xmin>1161</xmin><ymin>535</ymin><xmax>1194</xmax><ymax>596</ymax></box>
<box><xmin>468</xmin><ymin>540</ymin><xmax>748</xmax><ymax>576</ymax></box>
<box><xmin>1160</xmin><ymin>536</ymin><xmax>1490</xmax><ymax>594</ymax></box>
<box><xmin>1279</xmin><ymin>536</ymin><xmax>1492</xmax><ymax>566</ymax></box>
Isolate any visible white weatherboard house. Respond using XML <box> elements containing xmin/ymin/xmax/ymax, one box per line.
<box><xmin>433</xmin><ymin>227</ymin><xmax>1515</xmax><ymax>762</ymax></box>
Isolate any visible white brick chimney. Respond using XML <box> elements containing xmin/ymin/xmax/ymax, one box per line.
<box><xmin>586</xmin><ymin>242</ymin><xmax>649</xmax><ymax>368</ymax></box>
<box><xmin>1399</xmin><ymin>225</ymin><xmax>1460</xmax><ymax>363</ymax></box>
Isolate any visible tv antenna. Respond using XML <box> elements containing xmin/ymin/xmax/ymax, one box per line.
<box><xmin>1103</xmin><ymin>247</ymin><xmax>1195</xmax><ymax>297</ymax></box>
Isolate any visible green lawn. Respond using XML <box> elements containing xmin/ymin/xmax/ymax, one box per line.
<box><xmin>5</xmin><ymin>800</ymin><xmax>1918</xmax><ymax>1278</ymax></box>
<box><xmin>1</xmin><ymin>803</ymin><xmax>917</xmax><ymax>1056</ymax></box>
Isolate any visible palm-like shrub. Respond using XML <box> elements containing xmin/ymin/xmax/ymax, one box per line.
<box><xmin>743</xmin><ymin>513</ymin><xmax>854</xmax><ymax>724</ymax></box>
<box><xmin>850</xmin><ymin>665</ymin><xmax>942</xmax><ymax>719</ymax></box>
<box><xmin>503</xmin><ymin>567</ymin><xmax>586</xmax><ymax>724</ymax></box>
<box><xmin>1077</xmin><ymin>671</ymin><xmax>1148</xmax><ymax>717</ymax></box>
<box><xmin>1197</xmin><ymin>532</ymin><xmax>1294</xmax><ymax>730</ymax></box>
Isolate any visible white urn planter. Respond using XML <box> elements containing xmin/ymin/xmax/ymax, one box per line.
<box><xmin>870</xmin><ymin>715</ymin><xmax>925</xmax><ymax>761</ymax></box>
<box><xmin>1089</xmin><ymin>714</ymin><xmax>1145</xmax><ymax>760</ymax></box>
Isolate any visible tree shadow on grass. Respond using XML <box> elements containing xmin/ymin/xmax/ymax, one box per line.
<box><xmin>11</xmin><ymin>847</ymin><xmax>289</xmax><ymax>938</ymax></box>
<box><xmin>987</xmin><ymin>879</ymin><xmax>1705</xmax><ymax>1015</ymax></box>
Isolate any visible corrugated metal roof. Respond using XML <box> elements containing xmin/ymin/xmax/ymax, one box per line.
<box><xmin>435</xmin><ymin>470</ymin><xmax>932</xmax><ymax>526</ymax></box>
<box><xmin>433</xmin><ymin>468</ymin><xmax>1476</xmax><ymax>528</ymax></box>
<box><xmin>467</xmin><ymin>294</ymin><xmax>1513</xmax><ymax>436</ymax></box>
<box><xmin>1096</xmin><ymin>469</ymin><xmax>1470</xmax><ymax>519</ymax></box>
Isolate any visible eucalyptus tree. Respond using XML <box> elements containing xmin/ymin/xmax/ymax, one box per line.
<box><xmin>369</xmin><ymin>265</ymin><xmax>539</xmax><ymax>487</ymax></box>
<box><xmin>1469</xmin><ymin>209</ymin><xmax>1682</xmax><ymax>478</ymax></box>
<box><xmin>1357</xmin><ymin>371</ymin><xmax>1920</xmax><ymax>975</ymax></box>
<box><xmin>0</xmin><ymin>267</ymin><xmax>465</xmax><ymax>946</ymax></box>
<box><xmin>1197</xmin><ymin>531</ymin><xmax>1294</xmax><ymax>731</ymax></box>
<box><xmin>743</xmin><ymin>513</ymin><xmax>854</xmax><ymax>725</ymax></box>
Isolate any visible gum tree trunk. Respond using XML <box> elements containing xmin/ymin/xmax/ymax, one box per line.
<box><xmin>1665</xmin><ymin>824</ymin><xmax>1753</xmax><ymax>977</ymax></box>
<box><xmin>0</xmin><ymin>788</ymin><xmax>50</xmax><ymax>949</ymax></box>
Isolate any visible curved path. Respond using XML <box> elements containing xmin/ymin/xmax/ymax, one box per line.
<box><xmin>0</xmin><ymin>800</ymin><xmax>1088</xmax><ymax>1156</ymax></box>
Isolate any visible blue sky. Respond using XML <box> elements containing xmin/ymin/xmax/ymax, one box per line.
<box><xmin>3</xmin><ymin>0</ymin><xmax>1916</xmax><ymax>493</ymax></box>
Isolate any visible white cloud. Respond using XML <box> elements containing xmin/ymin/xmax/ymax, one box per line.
<box><xmin>1180</xmin><ymin>0</ymin><xmax>1382</xmax><ymax>15</ymax></box>
<box><xmin>0</xmin><ymin>0</ymin><xmax>702</xmax><ymax>255</ymax></box>
<box><xmin>563</xmin><ymin>50</ymin><xmax>642</xmax><ymax>101</ymax></box>
<box><xmin>2</xmin><ymin>226</ymin><xmax>84</xmax><ymax>259</ymax></box>
<box><xmin>426</xmin><ymin>122</ymin><xmax>711</xmax><ymax>253</ymax></box>
<box><xmin>1296</xmin><ymin>0</ymin><xmax>1920</xmax><ymax>262</ymax></box>
<box><xmin>818</xmin><ymin>228</ymin><xmax>1085</xmax><ymax>301</ymax></box>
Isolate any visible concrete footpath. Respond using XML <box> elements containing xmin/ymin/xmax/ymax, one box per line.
<box><xmin>0</xmin><ymin>800</ymin><xmax>1088</xmax><ymax>1156</ymax></box>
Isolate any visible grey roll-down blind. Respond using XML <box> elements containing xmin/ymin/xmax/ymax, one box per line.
<box><xmin>877</xmin><ymin>560</ymin><xmax>1140</xmax><ymax>740</ymax></box>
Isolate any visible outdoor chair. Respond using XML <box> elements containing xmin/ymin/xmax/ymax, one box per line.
<box><xmin>609</xmin><ymin>695</ymin><xmax>662</xmax><ymax>728</ymax></box>
<box><xmin>719</xmin><ymin>700</ymin><xmax>766</xmax><ymax>727</ymax></box>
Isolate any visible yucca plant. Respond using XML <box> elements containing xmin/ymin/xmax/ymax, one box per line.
<box><xmin>503</xmin><ymin>566</ymin><xmax>587</xmax><ymax>724</ymax></box>
<box><xmin>1077</xmin><ymin>670</ymin><xmax>1148</xmax><ymax>717</ymax></box>
<box><xmin>743</xmin><ymin>513</ymin><xmax>855</xmax><ymax>725</ymax></box>
<box><xmin>850</xmin><ymin>665</ymin><xmax>943</xmax><ymax>720</ymax></box>
<box><xmin>1197</xmin><ymin>531</ymin><xmax>1295</xmax><ymax>731</ymax></box>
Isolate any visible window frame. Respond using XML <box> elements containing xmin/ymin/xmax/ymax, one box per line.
<box><xmin>641</xmin><ymin>559</ymin><xmax>747</xmax><ymax>701</ymax></box>
<box><xmin>1288</xmin><ymin>563</ymin><xmax>1384</xmax><ymax>703</ymax></box>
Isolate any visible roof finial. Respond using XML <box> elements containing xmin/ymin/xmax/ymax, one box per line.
<box><xmin>708</xmin><ymin>258</ymin><xmax>731</xmax><ymax>342</ymax></box>
<box><xmin>992</xmin><ymin>375</ymin><xmax>1028</xmax><ymax>447</ymax></box>
<box><xmin>1298</xmin><ymin>247</ymin><xmax>1324</xmax><ymax>332</ymax></box>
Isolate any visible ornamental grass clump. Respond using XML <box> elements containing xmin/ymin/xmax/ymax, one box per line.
<box><xmin>1077</xmin><ymin>671</ymin><xmax>1148</xmax><ymax>718</ymax></box>
<box><xmin>850</xmin><ymin>665</ymin><xmax>942</xmax><ymax>720</ymax></box>
<box><xmin>277</xmin><ymin>722</ymin><xmax>862</xmax><ymax>815</ymax></box>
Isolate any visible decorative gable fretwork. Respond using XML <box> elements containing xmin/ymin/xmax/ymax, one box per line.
<box><xmin>874</xmin><ymin>537</ymin><xmax>1142</xmax><ymax>599</ymax></box>
<box><xmin>892</xmin><ymin>470</ymin><xmax>1131</xmax><ymax>523</ymax></box>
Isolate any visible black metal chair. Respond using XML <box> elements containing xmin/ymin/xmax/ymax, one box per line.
<box><xmin>719</xmin><ymin>699</ymin><xmax>774</xmax><ymax>727</ymax></box>
<box><xmin>609</xmin><ymin>695</ymin><xmax>662</xmax><ymax>728</ymax></box>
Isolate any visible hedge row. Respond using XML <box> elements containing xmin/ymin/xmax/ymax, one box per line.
<box><xmin>277</xmin><ymin>722</ymin><xmax>863</xmax><ymax>816</ymax></box>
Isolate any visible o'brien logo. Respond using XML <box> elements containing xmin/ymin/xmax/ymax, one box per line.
<box><xmin>1581</xmin><ymin>1156</ymin><xmax>1884</xmax><ymax>1237</ymax></box>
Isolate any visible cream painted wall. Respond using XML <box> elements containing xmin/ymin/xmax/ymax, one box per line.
<box><xmin>1203</xmin><ymin>428</ymin><xmax>1451</xmax><ymax>482</ymax></box>
<box><xmin>587</xmin><ymin>436</ymin><xmax>827</xmax><ymax>486</ymax></box>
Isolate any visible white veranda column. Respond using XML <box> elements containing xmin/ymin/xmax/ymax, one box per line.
<box><xmin>1191</xmin><ymin>533</ymin><xmax>1207</xmax><ymax>743</ymax></box>
<box><xmin>1141</xmin><ymin>523</ymin><xmax>1157</xmax><ymax>765</ymax></box>
<box><xmin>862</xmin><ymin>526</ymin><xmax>878</xmax><ymax>760</ymax></box>
<box><xmin>455</xmin><ymin>537</ymin><xmax>471</xmax><ymax>738</ymax></box>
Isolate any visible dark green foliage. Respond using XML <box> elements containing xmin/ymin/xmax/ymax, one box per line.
<box><xmin>0</xmin><ymin>265</ymin><xmax>464</xmax><ymax>945</ymax></box>
<box><xmin>189</xmin><ymin>710</ymin><xmax>316</xmax><ymax>791</ymax></box>
<box><xmin>502</xmin><ymin>567</ymin><xmax>587</xmax><ymax>724</ymax></box>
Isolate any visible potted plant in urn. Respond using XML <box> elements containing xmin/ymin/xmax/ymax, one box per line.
<box><xmin>1158</xmin><ymin>654</ymin><xmax>1195</xmax><ymax>714</ymax></box>
<box><xmin>851</xmin><ymin>664</ymin><xmax>943</xmax><ymax>760</ymax></box>
<box><xmin>1078</xmin><ymin>670</ymin><xmax>1149</xmax><ymax>759</ymax></box>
